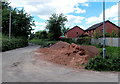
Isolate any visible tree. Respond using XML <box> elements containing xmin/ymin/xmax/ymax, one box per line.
<box><xmin>93</xmin><ymin>30</ymin><xmax>101</xmax><ymax>39</ymax></box>
<box><xmin>2</xmin><ymin>2</ymin><xmax>35</xmax><ymax>39</ymax></box>
<box><xmin>34</xmin><ymin>30</ymin><xmax>48</xmax><ymax>39</ymax></box>
<box><xmin>61</xmin><ymin>27</ymin><xmax>69</xmax><ymax>35</ymax></box>
<box><xmin>46</xmin><ymin>13</ymin><xmax>67</xmax><ymax>40</ymax></box>
<box><xmin>40</xmin><ymin>31</ymin><xmax>48</xmax><ymax>39</ymax></box>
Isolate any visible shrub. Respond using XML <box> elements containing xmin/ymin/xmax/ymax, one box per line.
<box><xmin>60</xmin><ymin>38</ymin><xmax>74</xmax><ymax>43</ymax></box>
<box><xmin>76</xmin><ymin>37</ymin><xmax>91</xmax><ymax>45</ymax></box>
<box><xmin>85</xmin><ymin>47</ymin><xmax>120</xmax><ymax>71</ymax></box>
<box><xmin>2</xmin><ymin>38</ymin><xmax>28</xmax><ymax>52</ymax></box>
<box><xmin>29</xmin><ymin>39</ymin><xmax>57</xmax><ymax>47</ymax></box>
<box><xmin>110</xmin><ymin>31</ymin><xmax>117</xmax><ymax>38</ymax></box>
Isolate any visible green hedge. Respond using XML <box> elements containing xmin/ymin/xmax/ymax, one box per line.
<box><xmin>85</xmin><ymin>47</ymin><xmax>120</xmax><ymax>71</ymax></box>
<box><xmin>2</xmin><ymin>38</ymin><xmax>28</xmax><ymax>52</ymax></box>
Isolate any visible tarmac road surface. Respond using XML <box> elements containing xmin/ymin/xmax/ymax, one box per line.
<box><xmin>2</xmin><ymin>44</ymin><xmax>119</xmax><ymax>82</ymax></box>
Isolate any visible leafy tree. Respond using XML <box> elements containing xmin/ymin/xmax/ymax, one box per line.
<box><xmin>61</xmin><ymin>27</ymin><xmax>69</xmax><ymax>35</ymax></box>
<box><xmin>93</xmin><ymin>30</ymin><xmax>101</xmax><ymax>39</ymax></box>
<box><xmin>29</xmin><ymin>33</ymin><xmax>35</xmax><ymax>40</ymax></box>
<box><xmin>34</xmin><ymin>31</ymin><xmax>41</xmax><ymax>39</ymax></box>
<box><xmin>105</xmin><ymin>32</ymin><xmax>110</xmax><ymax>37</ymax></box>
<box><xmin>40</xmin><ymin>31</ymin><xmax>48</xmax><ymax>39</ymax></box>
<box><xmin>110</xmin><ymin>30</ymin><xmax>117</xmax><ymax>37</ymax></box>
<box><xmin>46</xmin><ymin>13</ymin><xmax>67</xmax><ymax>40</ymax></box>
<box><xmin>34</xmin><ymin>30</ymin><xmax>48</xmax><ymax>39</ymax></box>
<box><xmin>2</xmin><ymin>2</ymin><xmax>35</xmax><ymax>39</ymax></box>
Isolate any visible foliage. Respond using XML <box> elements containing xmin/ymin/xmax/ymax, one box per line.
<box><xmin>2</xmin><ymin>2</ymin><xmax>35</xmax><ymax>39</ymax></box>
<box><xmin>46</xmin><ymin>13</ymin><xmax>67</xmax><ymax>40</ymax></box>
<box><xmin>47</xmin><ymin>33</ymin><xmax>54</xmax><ymax>40</ymax></box>
<box><xmin>1</xmin><ymin>34</ymin><xmax>28</xmax><ymax>52</ymax></box>
<box><xmin>29</xmin><ymin>33</ymin><xmax>35</xmax><ymax>40</ymax></box>
<box><xmin>93</xmin><ymin>30</ymin><xmax>118</xmax><ymax>38</ymax></box>
<box><xmin>85</xmin><ymin>47</ymin><xmax>120</xmax><ymax>71</ymax></box>
<box><xmin>76</xmin><ymin>37</ymin><xmax>91</xmax><ymax>45</ymax></box>
<box><xmin>110</xmin><ymin>30</ymin><xmax>117</xmax><ymax>37</ymax></box>
<box><xmin>60</xmin><ymin>37</ymin><xmax>91</xmax><ymax>45</ymax></box>
<box><xmin>60</xmin><ymin>38</ymin><xmax>74</xmax><ymax>44</ymax></box>
<box><xmin>105</xmin><ymin>32</ymin><xmax>110</xmax><ymax>37</ymax></box>
<box><xmin>93</xmin><ymin>30</ymin><xmax>101</xmax><ymax>39</ymax></box>
<box><xmin>29</xmin><ymin>39</ymin><xmax>57</xmax><ymax>47</ymax></box>
<box><xmin>61</xmin><ymin>27</ymin><xmax>69</xmax><ymax>35</ymax></box>
<box><xmin>34</xmin><ymin>31</ymin><xmax>48</xmax><ymax>39</ymax></box>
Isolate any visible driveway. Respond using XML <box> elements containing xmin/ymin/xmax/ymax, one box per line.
<box><xmin>2</xmin><ymin>44</ymin><xmax>118</xmax><ymax>82</ymax></box>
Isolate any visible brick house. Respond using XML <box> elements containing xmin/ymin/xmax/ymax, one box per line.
<box><xmin>64</xmin><ymin>26</ymin><xmax>84</xmax><ymax>38</ymax></box>
<box><xmin>84</xmin><ymin>20</ymin><xmax>120</xmax><ymax>37</ymax></box>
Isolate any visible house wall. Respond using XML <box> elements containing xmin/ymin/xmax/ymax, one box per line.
<box><xmin>65</xmin><ymin>27</ymin><xmax>84</xmax><ymax>38</ymax></box>
<box><xmin>96</xmin><ymin>22</ymin><xmax>119</xmax><ymax>34</ymax></box>
<box><xmin>86</xmin><ymin>22</ymin><xmax>119</xmax><ymax>36</ymax></box>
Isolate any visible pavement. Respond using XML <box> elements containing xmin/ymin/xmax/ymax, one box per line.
<box><xmin>2</xmin><ymin>44</ymin><xmax>119</xmax><ymax>82</ymax></box>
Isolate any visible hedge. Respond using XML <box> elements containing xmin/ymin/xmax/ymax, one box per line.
<box><xmin>2</xmin><ymin>38</ymin><xmax>28</xmax><ymax>52</ymax></box>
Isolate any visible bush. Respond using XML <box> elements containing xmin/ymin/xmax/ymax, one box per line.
<box><xmin>60</xmin><ymin>37</ymin><xmax>91</xmax><ymax>45</ymax></box>
<box><xmin>60</xmin><ymin>38</ymin><xmax>74</xmax><ymax>43</ymax></box>
<box><xmin>2</xmin><ymin>38</ymin><xmax>28</xmax><ymax>52</ymax></box>
<box><xmin>29</xmin><ymin>39</ymin><xmax>57</xmax><ymax>47</ymax></box>
<box><xmin>76</xmin><ymin>37</ymin><xmax>91</xmax><ymax>45</ymax></box>
<box><xmin>85</xmin><ymin>47</ymin><xmax>120</xmax><ymax>71</ymax></box>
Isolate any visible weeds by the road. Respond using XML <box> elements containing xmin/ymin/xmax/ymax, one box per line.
<box><xmin>29</xmin><ymin>39</ymin><xmax>57</xmax><ymax>47</ymax></box>
<box><xmin>85</xmin><ymin>46</ymin><xmax>120</xmax><ymax>71</ymax></box>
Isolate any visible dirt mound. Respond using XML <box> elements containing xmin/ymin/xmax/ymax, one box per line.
<box><xmin>50</xmin><ymin>41</ymin><xmax>70</xmax><ymax>49</ymax></box>
<box><xmin>36</xmin><ymin>41</ymin><xmax>99</xmax><ymax>69</ymax></box>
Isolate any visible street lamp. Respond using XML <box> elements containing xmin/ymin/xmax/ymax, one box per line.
<box><xmin>103</xmin><ymin>0</ymin><xmax>106</xmax><ymax>58</ymax></box>
<box><xmin>9</xmin><ymin>6</ymin><xmax>11</xmax><ymax>39</ymax></box>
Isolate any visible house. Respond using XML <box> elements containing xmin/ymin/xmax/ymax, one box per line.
<box><xmin>64</xmin><ymin>26</ymin><xmax>84</xmax><ymax>38</ymax></box>
<box><xmin>85</xmin><ymin>20</ymin><xmax>120</xmax><ymax>37</ymax></box>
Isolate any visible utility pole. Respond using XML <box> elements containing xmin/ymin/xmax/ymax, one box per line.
<box><xmin>9</xmin><ymin>6</ymin><xmax>11</xmax><ymax>39</ymax></box>
<box><xmin>103</xmin><ymin>0</ymin><xmax>106</xmax><ymax>58</ymax></box>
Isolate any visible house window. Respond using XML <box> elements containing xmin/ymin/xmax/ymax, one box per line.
<box><xmin>101</xmin><ymin>29</ymin><xmax>103</xmax><ymax>33</ymax></box>
<box><xmin>76</xmin><ymin>32</ymin><xmax>78</xmax><ymax>34</ymax></box>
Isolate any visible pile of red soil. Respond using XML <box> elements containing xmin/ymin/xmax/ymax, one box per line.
<box><xmin>36</xmin><ymin>41</ymin><xmax>99</xmax><ymax>69</ymax></box>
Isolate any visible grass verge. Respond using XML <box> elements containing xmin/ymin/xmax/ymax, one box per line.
<box><xmin>85</xmin><ymin>46</ymin><xmax>120</xmax><ymax>71</ymax></box>
<box><xmin>29</xmin><ymin>39</ymin><xmax>57</xmax><ymax>47</ymax></box>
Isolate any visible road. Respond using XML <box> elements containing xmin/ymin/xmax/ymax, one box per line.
<box><xmin>2</xmin><ymin>44</ymin><xmax>118</xmax><ymax>82</ymax></box>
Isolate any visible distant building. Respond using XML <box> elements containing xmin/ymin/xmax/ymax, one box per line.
<box><xmin>64</xmin><ymin>26</ymin><xmax>84</xmax><ymax>38</ymax></box>
<box><xmin>85</xmin><ymin>20</ymin><xmax>120</xmax><ymax>37</ymax></box>
<box><xmin>64</xmin><ymin>20</ymin><xmax>120</xmax><ymax>38</ymax></box>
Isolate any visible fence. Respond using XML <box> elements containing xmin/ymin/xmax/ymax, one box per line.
<box><xmin>91</xmin><ymin>38</ymin><xmax>120</xmax><ymax>47</ymax></box>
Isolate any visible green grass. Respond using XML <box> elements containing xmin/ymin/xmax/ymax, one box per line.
<box><xmin>29</xmin><ymin>39</ymin><xmax>58</xmax><ymax>47</ymax></box>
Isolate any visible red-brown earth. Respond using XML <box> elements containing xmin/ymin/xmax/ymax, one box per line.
<box><xmin>36</xmin><ymin>41</ymin><xmax>99</xmax><ymax>69</ymax></box>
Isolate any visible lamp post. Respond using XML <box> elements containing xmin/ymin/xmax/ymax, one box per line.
<box><xmin>103</xmin><ymin>0</ymin><xmax>106</xmax><ymax>58</ymax></box>
<box><xmin>9</xmin><ymin>6</ymin><xmax>11</xmax><ymax>39</ymax></box>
